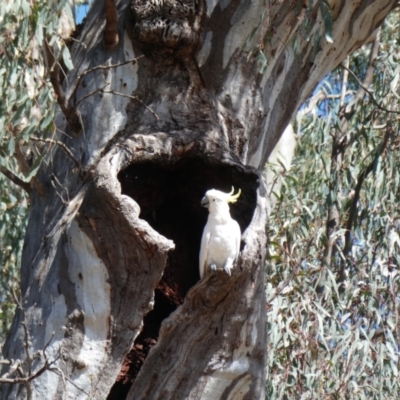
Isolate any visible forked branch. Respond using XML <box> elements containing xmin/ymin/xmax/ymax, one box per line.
<box><xmin>0</xmin><ymin>291</ymin><xmax>59</xmax><ymax>399</ymax></box>
<box><xmin>30</xmin><ymin>137</ymin><xmax>80</xmax><ymax>169</ymax></box>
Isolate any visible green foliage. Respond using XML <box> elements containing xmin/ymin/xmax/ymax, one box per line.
<box><xmin>249</xmin><ymin>1</ymin><xmax>335</xmax><ymax>73</ymax></box>
<box><xmin>0</xmin><ymin>0</ymin><xmax>74</xmax><ymax>341</ymax></box>
<box><xmin>0</xmin><ymin>173</ymin><xmax>28</xmax><ymax>341</ymax></box>
<box><xmin>0</xmin><ymin>0</ymin><xmax>74</xmax><ymax>177</ymax></box>
<box><xmin>267</xmin><ymin>12</ymin><xmax>400</xmax><ymax>399</ymax></box>
<box><xmin>319</xmin><ymin>0</ymin><xmax>333</xmax><ymax>43</ymax></box>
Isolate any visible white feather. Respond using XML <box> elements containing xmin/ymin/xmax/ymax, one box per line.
<box><xmin>199</xmin><ymin>189</ymin><xmax>241</xmax><ymax>279</ymax></box>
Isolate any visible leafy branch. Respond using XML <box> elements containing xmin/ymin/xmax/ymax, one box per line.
<box><xmin>339</xmin><ymin>122</ymin><xmax>394</xmax><ymax>284</ymax></box>
<box><xmin>340</xmin><ymin>63</ymin><xmax>400</xmax><ymax>115</ymax></box>
<box><xmin>0</xmin><ymin>166</ymin><xmax>31</xmax><ymax>194</ymax></box>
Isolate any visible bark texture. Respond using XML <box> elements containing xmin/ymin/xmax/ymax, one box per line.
<box><xmin>1</xmin><ymin>0</ymin><xmax>397</xmax><ymax>399</ymax></box>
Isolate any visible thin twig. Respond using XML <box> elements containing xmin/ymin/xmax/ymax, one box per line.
<box><xmin>338</xmin><ymin>33</ymin><xmax>386</xmax><ymax>257</ymax></box>
<box><xmin>0</xmin><ymin>358</ymin><xmax>58</xmax><ymax>384</ymax></box>
<box><xmin>52</xmin><ymin>55</ymin><xmax>145</xmax><ymax>135</ymax></box>
<box><xmin>317</xmin><ymin>57</ymin><xmax>351</xmax><ymax>294</ymax></box>
<box><xmin>50</xmin><ymin>174</ymin><xmax>70</xmax><ymax>205</ymax></box>
<box><xmin>9</xmin><ymin>289</ymin><xmax>33</xmax><ymax>399</ymax></box>
<box><xmin>102</xmin><ymin>89</ymin><xmax>160</xmax><ymax>121</ymax></box>
<box><xmin>340</xmin><ymin>64</ymin><xmax>400</xmax><ymax>115</ymax></box>
<box><xmin>0</xmin><ymin>297</ymin><xmax>60</xmax><ymax>389</ymax></box>
<box><xmin>11</xmin><ymin>289</ymin><xmax>33</xmax><ymax>376</ymax></box>
<box><xmin>0</xmin><ymin>166</ymin><xmax>31</xmax><ymax>194</ymax></box>
<box><xmin>0</xmin><ymin>360</ymin><xmax>22</xmax><ymax>380</ymax></box>
<box><xmin>71</xmin><ymin>55</ymin><xmax>144</xmax><ymax>106</ymax></box>
<box><xmin>267</xmin><ymin>272</ymin><xmax>296</xmax><ymax>303</ymax></box>
<box><xmin>75</xmin><ymin>83</ymin><xmax>110</xmax><ymax>107</ymax></box>
<box><xmin>343</xmin><ymin>122</ymin><xmax>393</xmax><ymax>257</ymax></box>
<box><xmin>68</xmin><ymin>36</ymin><xmax>87</xmax><ymax>48</ymax></box>
<box><xmin>43</xmin><ymin>332</ymin><xmax>55</xmax><ymax>355</ymax></box>
<box><xmin>45</xmin><ymin>40</ymin><xmax>82</xmax><ymax>134</ymax></box>
<box><xmin>351</xmin><ymin>30</ymin><xmax>381</xmax><ymax>105</ymax></box>
<box><xmin>49</xmin><ymin>367</ymin><xmax>90</xmax><ymax>395</ymax></box>
<box><xmin>14</xmin><ymin>142</ymin><xmax>45</xmax><ymax>197</ymax></box>
<box><xmin>30</xmin><ymin>137</ymin><xmax>80</xmax><ymax>169</ymax></box>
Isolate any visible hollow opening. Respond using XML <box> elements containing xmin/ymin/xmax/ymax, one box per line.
<box><xmin>107</xmin><ymin>157</ymin><xmax>258</xmax><ymax>399</ymax></box>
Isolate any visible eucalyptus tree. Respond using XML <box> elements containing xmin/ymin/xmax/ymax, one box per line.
<box><xmin>1</xmin><ymin>0</ymin><xmax>398</xmax><ymax>399</ymax></box>
<box><xmin>267</xmin><ymin>11</ymin><xmax>400</xmax><ymax>398</ymax></box>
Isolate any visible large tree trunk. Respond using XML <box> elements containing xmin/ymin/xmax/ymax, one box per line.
<box><xmin>1</xmin><ymin>0</ymin><xmax>397</xmax><ymax>399</ymax></box>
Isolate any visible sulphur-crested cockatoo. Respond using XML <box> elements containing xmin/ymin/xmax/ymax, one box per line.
<box><xmin>199</xmin><ymin>187</ymin><xmax>241</xmax><ymax>279</ymax></box>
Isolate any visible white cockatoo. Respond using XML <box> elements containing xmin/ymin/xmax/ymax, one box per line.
<box><xmin>199</xmin><ymin>187</ymin><xmax>241</xmax><ymax>279</ymax></box>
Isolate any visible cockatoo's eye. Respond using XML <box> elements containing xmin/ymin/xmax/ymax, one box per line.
<box><xmin>213</xmin><ymin>199</ymin><xmax>215</xmax><ymax>202</ymax></box>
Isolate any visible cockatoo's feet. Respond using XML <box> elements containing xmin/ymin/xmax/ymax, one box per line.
<box><xmin>223</xmin><ymin>258</ymin><xmax>234</xmax><ymax>276</ymax></box>
<box><xmin>224</xmin><ymin>266</ymin><xmax>232</xmax><ymax>276</ymax></box>
<box><xmin>209</xmin><ymin>263</ymin><xmax>217</xmax><ymax>272</ymax></box>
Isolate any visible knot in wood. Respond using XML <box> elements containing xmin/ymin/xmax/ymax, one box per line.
<box><xmin>130</xmin><ymin>0</ymin><xmax>205</xmax><ymax>60</ymax></box>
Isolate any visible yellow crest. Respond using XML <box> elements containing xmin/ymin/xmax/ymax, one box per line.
<box><xmin>227</xmin><ymin>187</ymin><xmax>241</xmax><ymax>203</ymax></box>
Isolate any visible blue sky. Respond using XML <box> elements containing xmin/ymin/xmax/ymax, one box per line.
<box><xmin>75</xmin><ymin>3</ymin><xmax>90</xmax><ymax>24</ymax></box>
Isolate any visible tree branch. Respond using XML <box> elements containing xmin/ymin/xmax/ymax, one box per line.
<box><xmin>30</xmin><ymin>137</ymin><xmax>81</xmax><ymax>169</ymax></box>
<box><xmin>0</xmin><ymin>359</ymin><xmax>54</xmax><ymax>385</ymax></box>
<box><xmin>0</xmin><ymin>293</ymin><xmax>59</xmax><ymax>391</ymax></box>
<box><xmin>75</xmin><ymin>84</ymin><xmax>110</xmax><ymax>108</ymax></box>
<box><xmin>102</xmin><ymin>90</ymin><xmax>160</xmax><ymax>121</ymax></box>
<box><xmin>45</xmin><ymin>41</ymin><xmax>83</xmax><ymax>134</ymax></box>
<box><xmin>340</xmin><ymin>65</ymin><xmax>400</xmax><ymax>115</ymax></box>
<box><xmin>49</xmin><ymin>49</ymin><xmax>143</xmax><ymax>134</ymax></box>
<box><xmin>337</xmin><ymin>32</ymin><xmax>391</xmax><ymax>289</ymax></box>
<box><xmin>48</xmin><ymin>367</ymin><xmax>90</xmax><ymax>395</ymax></box>
<box><xmin>337</xmin><ymin>125</ymin><xmax>393</xmax><ymax>290</ymax></box>
<box><xmin>14</xmin><ymin>142</ymin><xmax>46</xmax><ymax>197</ymax></box>
<box><xmin>0</xmin><ymin>166</ymin><xmax>31</xmax><ymax>194</ymax></box>
<box><xmin>49</xmin><ymin>62</ymin><xmax>70</xmax><ymax>117</ymax></box>
<box><xmin>351</xmin><ymin>30</ymin><xmax>381</xmax><ymax>105</ymax></box>
<box><xmin>316</xmin><ymin>58</ymin><xmax>350</xmax><ymax>295</ymax></box>
<box><xmin>11</xmin><ymin>289</ymin><xmax>33</xmax><ymax>377</ymax></box>
<box><xmin>342</xmin><ymin>122</ymin><xmax>393</xmax><ymax>258</ymax></box>
<box><xmin>70</xmin><ymin>55</ymin><xmax>144</xmax><ymax>107</ymax></box>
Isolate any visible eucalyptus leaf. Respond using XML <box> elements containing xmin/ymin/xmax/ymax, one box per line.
<box><xmin>62</xmin><ymin>46</ymin><xmax>74</xmax><ymax>71</ymax></box>
<box><xmin>24</xmin><ymin>153</ymin><xmax>44</xmax><ymax>182</ymax></box>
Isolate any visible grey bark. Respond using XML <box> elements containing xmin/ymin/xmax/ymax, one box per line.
<box><xmin>1</xmin><ymin>0</ymin><xmax>397</xmax><ymax>399</ymax></box>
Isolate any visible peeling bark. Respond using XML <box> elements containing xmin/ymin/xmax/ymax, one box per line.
<box><xmin>1</xmin><ymin>0</ymin><xmax>398</xmax><ymax>399</ymax></box>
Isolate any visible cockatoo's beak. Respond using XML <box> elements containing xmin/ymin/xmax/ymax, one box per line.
<box><xmin>201</xmin><ymin>196</ymin><xmax>209</xmax><ymax>208</ymax></box>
